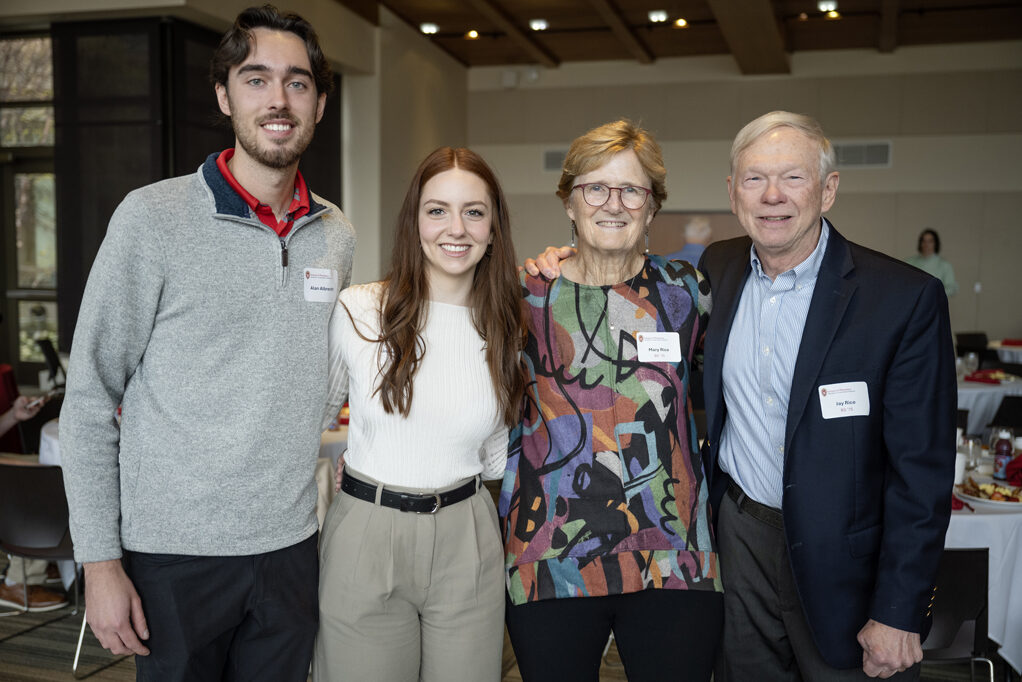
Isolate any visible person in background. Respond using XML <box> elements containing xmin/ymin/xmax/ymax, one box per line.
<box><xmin>905</xmin><ymin>228</ymin><xmax>958</xmax><ymax>297</ymax></box>
<box><xmin>315</xmin><ymin>147</ymin><xmax>526</xmax><ymax>682</ymax></box>
<box><xmin>666</xmin><ymin>215</ymin><xmax>713</xmax><ymax>265</ymax></box>
<box><xmin>59</xmin><ymin>6</ymin><xmax>355</xmax><ymax>679</ymax></box>
<box><xmin>0</xmin><ymin>395</ymin><xmax>68</xmax><ymax>612</ymax></box>
<box><xmin>502</xmin><ymin>120</ymin><xmax>722</xmax><ymax>682</ymax></box>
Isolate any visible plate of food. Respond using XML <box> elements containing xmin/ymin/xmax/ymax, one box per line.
<box><xmin>955</xmin><ymin>476</ymin><xmax>1022</xmax><ymax>510</ymax></box>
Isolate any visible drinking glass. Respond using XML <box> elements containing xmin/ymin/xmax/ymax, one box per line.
<box><xmin>965</xmin><ymin>436</ymin><xmax>983</xmax><ymax>471</ymax></box>
<box><xmin>963</xmin><ymin>352</ymin><xmax>979</xmax><ymax>374</ymax></box>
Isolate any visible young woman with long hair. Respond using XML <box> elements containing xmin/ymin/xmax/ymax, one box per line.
<box><xmin>313</xmin><ymin>147</ymin><xmax>526</xmax><ymax>681</ymax></box>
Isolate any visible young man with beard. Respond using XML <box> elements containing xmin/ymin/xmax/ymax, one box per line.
<box><xmin>59</xmin><ymin>6</ymin><xmax>355</xmax><ymax>680</ymax></box>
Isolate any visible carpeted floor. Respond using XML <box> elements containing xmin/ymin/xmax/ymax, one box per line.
<box><xmin>2</xmin><ymin>604</ymin><xmax>1017</xmax><ymax>681</ymax></box>
<box><xmin>0</xmin><ymin>557</ymin><xmax>1017</xmax><ymax>681</ymax></box>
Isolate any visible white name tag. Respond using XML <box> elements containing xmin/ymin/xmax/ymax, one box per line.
<box><xmin>637</xmin><ymin>332</ymin><xmax>682</xmax><ymax>363</ymax></box>
<box><xmin>818</xmin><ymin>381</ymin><xmax>870</xmax><ymax>419</ymax></box>
<box><xmin>303</xmin><ymin>268</ymin><xmax>338</xmax><ymax>303</ymax></box>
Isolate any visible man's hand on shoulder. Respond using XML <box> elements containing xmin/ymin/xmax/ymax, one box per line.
<box><xmin>858</xmin><ymin>619</ymin><xmax>921</xmax><ymax>678</ymax></box>
<box><xmin>84</xmin><ymin>559</ymin><xmax>150</xmax><ymax>656</ymax></box>
<box><xmin>523</xmin><ymin>245</ymin><xmax>575</xmax><ymax>279</ymax></box>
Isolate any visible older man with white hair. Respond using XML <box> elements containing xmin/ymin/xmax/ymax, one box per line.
<box><xmin>699</xmin><ymin>111</ymin><xmax>956</xmax><ymax>680</ymax></box>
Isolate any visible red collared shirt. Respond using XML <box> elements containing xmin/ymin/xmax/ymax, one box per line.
<box><xmin>216</xmin><ymin>148</ymin><xmax>310</xmax><ymax>238</ymax></box>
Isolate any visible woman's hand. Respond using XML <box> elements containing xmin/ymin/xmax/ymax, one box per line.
<box><xmin>13</xmin><ymin>395</ymin><xmax>45</xmax><ymax>422</ymax></box>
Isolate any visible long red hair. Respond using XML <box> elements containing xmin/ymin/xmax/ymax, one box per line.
<box><xmin>367</xmin><ymin>147</ymin><xmax>526</xmax><ymax>426</ymax></box>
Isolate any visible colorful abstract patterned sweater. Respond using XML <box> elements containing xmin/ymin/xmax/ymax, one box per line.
<box><xmin>500</xmin><ymin>255</ymin><xmax>721</xmax><ymax>604</ymax></box>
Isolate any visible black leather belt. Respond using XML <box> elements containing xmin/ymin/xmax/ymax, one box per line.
<box><xmin>727</xmin><ymin>481</ymin><xmax>784</xmax><ymax>530</ymax></box>
<box><xmin>340</xmin><ymin>471</ymin><xmax>478</xmax><ymax>514</ymax></box>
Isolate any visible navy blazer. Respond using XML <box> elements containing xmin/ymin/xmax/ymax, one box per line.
<box><xmin>699</xmin><ymin>224</ymin><xmax>956</xmax><ymax>669</ymax></box>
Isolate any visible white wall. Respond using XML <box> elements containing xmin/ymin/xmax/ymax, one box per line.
<box><xmin>467</xmin><ymin>41</ymin><xmax>1022</xmax><ymax>339</ymax></box>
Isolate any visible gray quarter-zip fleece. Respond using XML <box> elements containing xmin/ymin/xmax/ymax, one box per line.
<box><xmin>60</xmin><ymin>153</ymin><xmax>356</xmax><ymax>562</ymax></box>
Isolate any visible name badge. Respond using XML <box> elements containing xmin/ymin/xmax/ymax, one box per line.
<box><xmin>818</xmin><ymin>381</ymin><xmax>870</xmax><ymax>419</ymax></box>
<box><xmin>303</xmin><ymin>268</ymin><xmax>338</xmax><ymax>303</ymax></box>
<box><xmin>637</xmin><ymin>332</ymin><xmax>682</xmax><ymax>363</ymax></box>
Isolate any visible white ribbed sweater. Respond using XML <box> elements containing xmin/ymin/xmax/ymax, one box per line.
<box><xmin>325</xmin><ymin>282</ymin><xmax>508</xmax><ymax>488</ymax></box>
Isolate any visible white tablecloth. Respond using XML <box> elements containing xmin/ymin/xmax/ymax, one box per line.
<box><xmin>38</xmin><ymin>418</ymin><xmax>61</xmax><ymax>466</ymax></box>
<box><xmin>990</xmin><ymin>341</ymin><xmax>1022</xmax><ymax>364</ymax></box>
<box><xmin>944</xmin><ymin>506</ymin><xmax>1022</xmax><ymax>673</ymax></box>
<box><xmin>957</xmin><ymin>379</ymin><xmax>1022</xmax><ymax>435</ymax></box>
<box><xmin>319</xmin><ymin>426</ymin><xmax>348</xmax><ymax>468</ymax></box>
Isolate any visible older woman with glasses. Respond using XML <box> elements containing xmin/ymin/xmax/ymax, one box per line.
<box><xmin>500</xmin><ymin>120</ymin><xmax>723</xmax><ymax>681</ymax></box>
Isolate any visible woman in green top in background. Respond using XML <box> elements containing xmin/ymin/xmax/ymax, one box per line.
<box><xmin>906</xmin><ymin>228</ymin><xmax>958</xmax><ymax>297</ymax></box>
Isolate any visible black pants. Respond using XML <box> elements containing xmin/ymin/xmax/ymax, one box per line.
<box><xmin>506</xmin><ymin>588</ymin><xmax>723</xmax><ymax>682</ymax></box>
<box><xmin>717</xmin><ymin>489</ymin><xmax>920</xmax><ymax>681</ymax></box>
<box><xmin>124</xmin><ymin>533</ymin><xmax>319</xmax><ymax>682</ymax></box>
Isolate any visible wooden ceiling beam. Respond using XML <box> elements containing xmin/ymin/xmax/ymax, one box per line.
<box><xmin>465</xmin><ymin>0</ymin><xmax>559</xmax><ymax>68</ymax></box>
<box><xmin>706</xmin><ymin>0</ymin><xmax>789</xmax><ymax>74</ymax></box>
<box><xmin>331</xmin><ymin>0</ymin><xmax>378</xmax><ymax>25</ymax></box>
<box><xmin>582</xmin><ymin>0</ymin><xmax>654</xmax><ymax>64</ymax></box>
<box><xmin>879</xmin><ymin>0</ymin><xmax>899</xmax><ymax>53</ymax></box>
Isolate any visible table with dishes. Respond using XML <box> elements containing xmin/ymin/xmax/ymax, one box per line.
<box><xmin>990</xmin><ymin>340</ymin><xmax>1022</xmax><ymax>365</ymax></box>
<box><xmin>957</xmin><ymin>373</ymin><xmax>1022</xmax><ymax>435</ymax></box>
<box><xmin>946</xmin><ymin>480</ymin><xmax>1022</xmax><ymax>674</ymax></box>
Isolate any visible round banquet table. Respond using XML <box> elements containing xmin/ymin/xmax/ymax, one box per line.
<box><xmin>957</xmin><ymin>377</ymin><xmax>1022</xmax><ymax>435</ymax></box>
<box><xmin>944</xmin><ymin>503</ymin><xmax>1022</xmax><ymax>674</ymax></box>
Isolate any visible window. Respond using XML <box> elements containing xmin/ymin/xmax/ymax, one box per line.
<box><xmin>0</xmin><ymin>34</ymin><xmax>57</xmax><ymax>382</ymax></box>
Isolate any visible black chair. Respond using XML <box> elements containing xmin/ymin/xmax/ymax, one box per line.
<box><xmin>957</xmin><ymin>332</ymin><xmax>989</xmax><ymax>357</ymax></box>
<box><xmin>921</xmin><ymin>548</ymin><xmax>993</xmax><ymax>682</ymax></box>
<box><xmin>0</xmin><ymin>461</ymin><xmax>117</xmax><ymax>677</ymax></box>
<box><xmin>956</xmin><ymin>332</ymin><xmax>1004</xmax><ymax>370</ymax></box>
<box><xmin>35</xmin><ymin>337</ymin><xmax>66</xmax><ymax>388</ymax></box>
<box><xmin>957</xmin><ymin>409</ymin><xmax>970</xmax><ymax>432</ymax></box>
<box><xmin>989</xmin><ymin>396</ymin><xmax>1022</xmax><ymax>430</ymax></box>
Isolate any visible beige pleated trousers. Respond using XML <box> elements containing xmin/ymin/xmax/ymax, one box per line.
<box><xmin>313</xmin><ymin>469</ymin><xmax>505</xmax><ymax>682</ymax></box>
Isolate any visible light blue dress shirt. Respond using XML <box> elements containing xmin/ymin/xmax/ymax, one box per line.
<box><xmin>718</xmin><ymin>220</ymin><xmax>831</xmax><ymax>509</ymax></box>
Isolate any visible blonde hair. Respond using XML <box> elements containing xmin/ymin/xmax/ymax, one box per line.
<box><xmin>556</xmin><ymin>119</ymin><xmax>667</xmax><ymax>214</ymax></box>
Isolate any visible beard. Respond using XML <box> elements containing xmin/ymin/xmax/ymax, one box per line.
<box><xmin>232</xmin><ymin>111</ymin><xmax>316</xmax><ymax>170</ymax></box>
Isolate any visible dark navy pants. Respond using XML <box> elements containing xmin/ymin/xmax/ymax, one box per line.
<box><xmin>124</xmin><ymin>533</ymin><xmax>318</xmax><ymax>682</ymax></box>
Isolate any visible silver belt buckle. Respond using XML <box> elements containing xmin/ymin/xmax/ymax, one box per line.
<box><xmin>416</xmin><ymin>493</ymin><xmax>441</xmax><ymax>514</ymax></box>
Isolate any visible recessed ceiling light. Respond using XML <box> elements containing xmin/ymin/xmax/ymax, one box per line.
<box><xmin>529</xmin><ymin>18</ymin><xmax>548</xmax><ymax>31</ymax></box>
<box><xmin>826</xmin><ymin>10</ymin><xmax>840</xmax><ymax>18</ymax></box>
<box><xmin>465</xmin><ymin>29</ymin><xmax>479</xmax><ymax>39</ymax></box>
<box><xmin>648</xmin><ymin>10</ymin><xmax>668</xmax><ymax>23</ymax></box>
<box><xmin>420</xmin><ymin>23</ymin><xmax>438</xmax><ymax>35</ymax></box>
<box><xmin>817</xmin><ymin>1</ymin><xmax>837</xmax><ymax>11</ymax></box>
<box><xmin>673</xmin><ymin>18</ymin><xmax>688</xmax><ymax>28</ymax></box>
